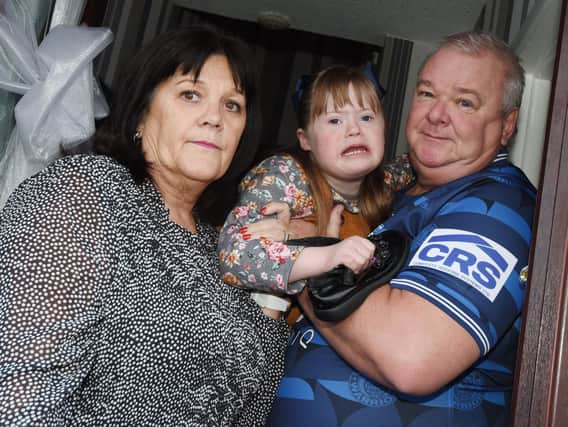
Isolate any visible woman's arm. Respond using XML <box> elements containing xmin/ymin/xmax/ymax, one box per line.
<box><xmin>0</xmin><ymin>160</ymin><xmax>112</xmax><ymax>424</ymax></box>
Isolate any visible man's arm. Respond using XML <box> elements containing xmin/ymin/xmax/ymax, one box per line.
<box><xmin>298</xmin><ymin>282</ymin><xmax>479</xmax><ymax>396</ymax></box>
<box><xmin>297</xmin><ymin>171</ymin><xmax>535</xmax><ymax>396</ymax></box>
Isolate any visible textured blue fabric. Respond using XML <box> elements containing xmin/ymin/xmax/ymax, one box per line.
<box><xmin>267</xmin><ymin>153</ymin><xmax>536</xmax><ymax>427</ymax></box>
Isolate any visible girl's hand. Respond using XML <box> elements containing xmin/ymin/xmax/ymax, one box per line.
<box><xmin>324</xmin><ymin>236</ymin><xmax>376</xmax><ymax>274</ymax></box>
<box><xmin>289</xmin><ymin>234</ymin><xmax>375</xmax><ymax>282</ymax></box>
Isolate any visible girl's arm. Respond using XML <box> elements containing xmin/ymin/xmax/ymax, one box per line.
<box><xmin>218</xmin><ymin>154</ymin><xmax>313</xmax><ymax>294</ymax></box>
<box><xmin>218</xmin><ymin>155</ymin><xmax>375</xmax><ymax>294</ymax></box>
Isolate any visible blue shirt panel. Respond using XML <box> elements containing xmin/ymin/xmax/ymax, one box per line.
<box><xmin>378</xmin><ymin>161</ymin><xmax>535</xmax><ymax>355</ymax></box>
<box><xmin>267</xmin><ymin>158</ymin><xmax>535</xmax><ymax>427</ymax></box>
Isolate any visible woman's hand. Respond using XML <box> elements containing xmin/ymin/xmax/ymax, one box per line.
<box><xmin>239</xmin><ymin>201</ymin><xmax>290</xmax><ymax>241</ymax></box>
<box><xmin>240</xmin><ymin>201</ymin><xmax>317</xmax><ymax>241</ymax></box>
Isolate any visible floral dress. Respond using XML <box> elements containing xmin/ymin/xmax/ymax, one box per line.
<box><xmin>217</xmin><ymin>153</ymin><xmax>414</xmax><ymax>294</ymax></box>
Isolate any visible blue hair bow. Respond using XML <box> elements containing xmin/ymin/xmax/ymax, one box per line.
<box><xmin>363</xmin><ymin>62</ymin><xmax>386</xmax><ymax>100</ymax></box>
<box><xmin>291</xmin><ymin>62</ymin><xmax>386</xmax><ymax>113</ymax></box>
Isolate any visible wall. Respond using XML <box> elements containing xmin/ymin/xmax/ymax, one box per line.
<box><xmin>394</xmin><ymin>39</ymin><xmax>433</xmax><ymax>156</ymax></box>
<box><xmin>394</xmin><ymin>0</ymin><xmax>563</xmax><ymax>187</ymax></box>
<box><xmin>510</xmin><ymin>0</ymin><xmax>563</xmax><ymax>187</ymax></box>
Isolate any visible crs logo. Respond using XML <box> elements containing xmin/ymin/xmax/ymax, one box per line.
<box><xmin>409</xmin><ymin>228</ymin><xmax>518</xmax><ymax>302</ymax></box>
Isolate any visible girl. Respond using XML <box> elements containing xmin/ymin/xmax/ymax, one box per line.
<box><xmin>218</xmin><ymin>64</ymin><xmax>410</xmax><ymax>314</ymax></box>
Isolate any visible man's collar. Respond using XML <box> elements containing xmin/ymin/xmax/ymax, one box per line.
<box><xmin>494</xmin><ymin>148</ymin><xmax>509</xmax><ymax>163</ymax></box>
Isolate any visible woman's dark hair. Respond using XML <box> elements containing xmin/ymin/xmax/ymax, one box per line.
<box><xmin>93</xmin><ymin>26</ymin><xmax>259</xmax><ymax>224</ymax></box>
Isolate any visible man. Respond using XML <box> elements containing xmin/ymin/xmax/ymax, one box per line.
<box><xmin>268</xmin><ymin>32</ymin><xmax>536</xmax><ymax>426</ymax></box>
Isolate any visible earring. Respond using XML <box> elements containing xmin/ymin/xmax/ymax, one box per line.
<box><xmin>133</xmin><ymin>130</ymin><xmax>142</xmax><ymax>145</ymax></box>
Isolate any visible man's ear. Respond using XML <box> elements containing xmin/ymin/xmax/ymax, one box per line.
<box><xmin>501</xmin><ymin>109</ymin><xmax>519</xmax><ymax>146</ymax></box>
<box><xmin>297</xmin><ymin>128</ymin><xmax>311</xmax><ymax>151</ymax></box>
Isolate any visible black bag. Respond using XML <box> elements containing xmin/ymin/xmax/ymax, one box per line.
<box><xmin>287</xmin><ymin>230</ymin><xmax>410</xmax><ymax>321</ymax></box>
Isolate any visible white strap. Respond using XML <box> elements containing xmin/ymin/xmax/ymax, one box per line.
<box><xmin>250</xmin><ymin>293</ymin><xmax>291</xmax><ymax>312</ymax></box>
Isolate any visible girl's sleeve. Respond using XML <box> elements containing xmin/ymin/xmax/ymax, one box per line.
<box><xmin>384</xmin><ymin>153</ymin><xmax>415</xmax><ymax>191</ymax></box>
<box><xmin>218</xmin><ymin>154</ymin><xmax>313</xmax><ymax>294</ymax></box>
<box><xmin>0</xmin><ymin>164</ymin><xmax>112</xmax><ymax>425</ymax></box>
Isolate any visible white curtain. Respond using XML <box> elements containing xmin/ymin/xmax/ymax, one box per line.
<box><xmin>0</xmin><ymin>0</ymin><xmax>52</xmax><ymax>161</ymax></box>
<box><xmin>48</xmin><ymin>0</ymin><xmax>88</xmax><ymax>30</ymax></box>
<box><xmin>0</xmin><ymin>0</ymin><xmax>113</xmax><ymax>207</ymax></box>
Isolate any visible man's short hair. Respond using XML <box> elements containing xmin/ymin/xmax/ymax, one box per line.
<box><xmin>420</xmin><ymin>32</ymin><xmax>525</xmax><ymax>115</ymax></box>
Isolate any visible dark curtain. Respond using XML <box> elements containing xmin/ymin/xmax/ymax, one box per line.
<box><xmin>92</xmin><ymin>1</ymin><xmax>416</xmax><ymax>225</ymax></box>
<box><xmin>169</xmin><ymin>8</ymin><xmax>384</xmax><ymax>163</ymax></box>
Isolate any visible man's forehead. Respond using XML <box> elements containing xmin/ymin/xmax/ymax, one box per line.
<box><xmin>422</xmin><ymin>47</ymin><xmax>502</xmax><ymax>74</ymax></box>
<box><xmin>419</xmin><ymin>47</ymin><xmax>505</xmax><ymax>92</ymax></box>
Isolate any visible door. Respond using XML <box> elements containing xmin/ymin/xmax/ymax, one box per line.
<box><xmin>511</xmin><ymin>0</ymin><xmax>568</xmax><ymax>425</ymax></box>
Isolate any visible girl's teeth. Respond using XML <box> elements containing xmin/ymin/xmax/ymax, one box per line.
<box><xmin>344</xmin><ymin>148</ymin><xmax>367</xmax><ymax>156</ymax></box>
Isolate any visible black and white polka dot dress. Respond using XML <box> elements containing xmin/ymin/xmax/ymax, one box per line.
<box><xmin>0</xmin><ymin>154</ymin><xmax>289</xmax><ymax>426</ymax></box>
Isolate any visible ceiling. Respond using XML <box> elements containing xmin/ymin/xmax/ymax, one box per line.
<box><xmin>175</xmin><ymin>0</ymin><xmax>487</xmax><ymax>46</ymax></box>
<box><xmin>175</xmin><ymin>0</ymin><xmax>563</xmax><ymax>79</ymax></box>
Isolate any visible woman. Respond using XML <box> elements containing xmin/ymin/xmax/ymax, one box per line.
<box><xmin>0</xmin><ymin>27</ymin><xmax>288</xmax><ymax>426</ymax></box>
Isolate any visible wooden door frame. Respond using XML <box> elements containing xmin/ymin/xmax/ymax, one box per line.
<box><xmin>511</xmin><ymin>0</ymin><xmax>568</xmax><ymax>424</ymax></box>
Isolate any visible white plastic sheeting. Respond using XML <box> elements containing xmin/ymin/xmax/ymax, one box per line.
<box><xmin>48</xmin><ymin>0</ymin><xmax>88</xmax><ymax>31</ymax></box>
<box><xmin>0</xmin><ymin>0</ymin><xmax>113</xmax><ymax>207</ymax></box>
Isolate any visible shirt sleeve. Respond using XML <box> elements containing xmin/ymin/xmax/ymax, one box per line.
<box><xmin>218</xmin><ymin>154</ymin><xmax>314</xmax><ymax>294</ymax></box>
<box><xmin>389</xmin><ymin>180</ymin><xmax>535</xmax><ymax>355</ymax></box>
<box><xmin>0</xmin><ymin>164</ymin><xmax>113</xmax><ymax>424</ymax></box>
<box><xmin>384</xmin><ymin>153</ymin><xmax>415</xmax><ymax>191</ymax></box>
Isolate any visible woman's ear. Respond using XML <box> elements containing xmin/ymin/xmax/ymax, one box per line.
<box><xmin>297</xmin><ymin>128</ymin><xmax>311</xmax><ymax>151</ymax></box>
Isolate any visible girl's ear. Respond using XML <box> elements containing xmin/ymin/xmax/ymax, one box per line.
<box><xmin>297</xmin><ymin>128</ymin><xmax>311</xmax><ymax>151</ymax></box>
